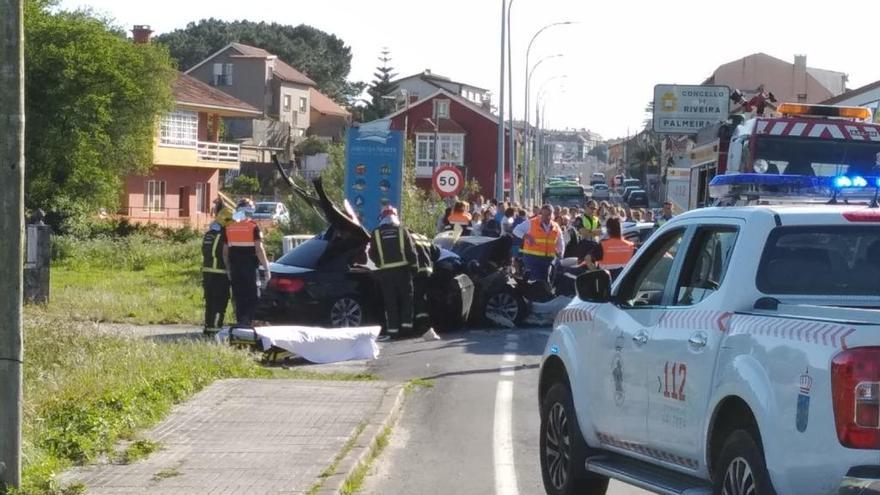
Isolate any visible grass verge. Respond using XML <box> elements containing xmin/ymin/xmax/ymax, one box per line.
<box><xmin>14</xmin><ymin>314</ymin><xmax>269</xmax><ymax>495</ymax></box>
<box><xmin>115</xmin><ymin>439</ymin><xmax>160</xmax><ymax>465</ymax></box>
<box><xmin>44</xmin><ymin>236</ymin><xmax>211</xmax><ymax>325</ymax></box>
<box><xmin>269</xmin><ymin>368</ymin><xmax>377</xmax><ymax>381</ymax></box>
<box><xmin>340</xmin><ymin>424</ymin><xmax>394</xmax><ymax>495</ymax></box>
<box><xmin>404</xmin><ymin>378</ymin><xmax>434</xmax><ymax>393</ymax></box>
<box><xmin>305</xmin><ymin>421</ymin><xmax>368</xmax><ymax>495</ymax></box>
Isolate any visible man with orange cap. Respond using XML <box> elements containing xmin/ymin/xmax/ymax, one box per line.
<box><xmin>368</xmin><ymin>205</ymin><xmax>418</xmax><ymax>337</ymax></box>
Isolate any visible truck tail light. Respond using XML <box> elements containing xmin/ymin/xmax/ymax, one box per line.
<box><xmin>268</xmin><ymin>277</ymin><xmax>305</xmax><ymax>293</ymax></box>
<box><xmin>832</xmin><ymin>347</ymin><xmax>880</xmax><ymax>449</ymax></box>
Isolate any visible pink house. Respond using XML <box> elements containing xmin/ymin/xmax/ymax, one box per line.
<box><xmin>122</xmin><ymin>73</ymin><xmax>260</xmax><ymax>228</ymax></box>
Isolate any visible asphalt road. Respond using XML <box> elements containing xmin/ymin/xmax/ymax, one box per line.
<box><xmin>361</xmin><ymin>326</ymin><xmax>651</xmax><ymax>495</ymax></box>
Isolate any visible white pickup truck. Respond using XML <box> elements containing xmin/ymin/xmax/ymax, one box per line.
<box><xmin>539</xmin><ymin>204</ymin><xmax>880</xmax><ymax>495</ymax></box>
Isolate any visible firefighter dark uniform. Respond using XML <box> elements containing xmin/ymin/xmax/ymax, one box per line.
<box><xmin>202</xmin><ymin>222</ymin><xmax>230</xmax><ymax>333</ymax></box>
<box><xmin>368</xmin><ymin>209</ymin><xmax>418</xmax><ymax>336</ymax></box>
<box><xmin>410</xmin><ymin>232</ymin><xmax>440</xmax><ymax>331</ymax></box>
<box><xmin>224</xmin><ymin>216</ymin><xmax>265</xmax><ymax>327</ymax></box>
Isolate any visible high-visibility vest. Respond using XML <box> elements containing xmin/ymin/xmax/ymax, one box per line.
<box><xmin>599</xmin><ymin>238</ymin><xmax>635</xmax><ymax>269</ymax></box>
<box><xmin>579</xmin><ymin>215</ymin><xmax>599</xmax><ymax>238</ymax></box>
<box><xmin>201</xmin><ymin>227</ymin><xmax>227</xmax><ymax>274</ymax></box>
<box><xmin>372</xmin><ymin>227</ymin><xmax>409</xmax><ymax>270</ymax></box>
<box><xmin>448</xmin><ymin>211</ymin><xmax>472</xmax><ymax>227</ymax></box>
<box><xmin>225</xmin><ymin>220</ymin><xmax>259</xmax><ymax>248</ymax></box>
<box><xmin>521</xmin><ymin>217</ymin><xmax>561</xmax><ymax>258</ymax></box>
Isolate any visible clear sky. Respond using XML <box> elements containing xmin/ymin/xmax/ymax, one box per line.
<box><xmin>59</xmin><ymin>0</ymin><xmax>880</xmax><ymax>140</ymax></box>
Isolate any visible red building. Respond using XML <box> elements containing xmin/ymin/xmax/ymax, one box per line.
<box><xmin>387</xmin><ymin>88</ymin><xmax>514</xmax><ymax>197</ymax></box>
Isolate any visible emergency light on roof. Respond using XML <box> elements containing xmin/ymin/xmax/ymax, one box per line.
<box><xmin>777</xmin><ymin>103</ymin><xmax>872</xmax><ymax>121</ymax></box>
<box><xmin>709</xmin><ymin>173</ymin><xmax>880</xmax><ymax>205</ymax></box>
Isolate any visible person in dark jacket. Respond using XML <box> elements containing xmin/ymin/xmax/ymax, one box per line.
<box><xmin>410</xmin><ymin>231</ymin><xmax>442</xmax><ymax>340</ymax></box>
<box><xmin>368</xmin><ymin>206</ymin><xmax>418</xmax><ymax>337</ymax></box>
<box><xmin>201</xmin><ymin>207</ymin><xmax>232</xmax><ymax>334</ymax></box>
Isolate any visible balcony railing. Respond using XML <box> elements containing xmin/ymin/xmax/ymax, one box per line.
<box><xmin>197</xmin><ymin>141</ymin><xmax>240</xmax><ymax>163</ymax></box>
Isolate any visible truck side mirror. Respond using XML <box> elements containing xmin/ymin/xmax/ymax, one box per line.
<box><xmin>575</xmin><ymin>270</ymin><xmax>612</xmax><ymax>303</ymax></box>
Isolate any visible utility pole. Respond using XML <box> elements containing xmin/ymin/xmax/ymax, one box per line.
<box><xmin>495</xmin><ymin>0</ymin><xmax>506</xmax><ymax>201</ymax></box>
<box><xmin>0</xmin><ymin>0</ymin><xmax>25</xmax><ymax>490</ymax></box>
<box><xmin>506</xmin><ymin>0</ymin><xmax>515</xmax><ymax>205</ymax></box>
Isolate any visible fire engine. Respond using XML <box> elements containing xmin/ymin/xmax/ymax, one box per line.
<box><xmin>669</xmin><ymin>103</ymin><xmax>880</xmax><ymax>210</ymax></box>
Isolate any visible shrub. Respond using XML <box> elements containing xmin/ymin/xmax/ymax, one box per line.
<box><xmin>227</xmin><ymin>175</ymin><xmax>261</xmax><ymax>197</ymax></box>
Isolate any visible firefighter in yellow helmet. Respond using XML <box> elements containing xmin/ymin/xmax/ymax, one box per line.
<box><xmin>201</xmin><ymin>204</ymin><xmax>233</xmax><ymax>334</ymax></box>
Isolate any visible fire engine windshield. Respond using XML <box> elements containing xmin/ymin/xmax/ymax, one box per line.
<box><xmin>754</xmin><ymin>137</ymin><xmax>880</xmax><ymax>177</ymax></box>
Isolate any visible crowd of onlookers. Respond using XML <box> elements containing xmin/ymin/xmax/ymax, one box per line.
<box><xmin>437</xmin><ymin>194</ymin><xmax>672</xmax><ymax>239</ymax></box>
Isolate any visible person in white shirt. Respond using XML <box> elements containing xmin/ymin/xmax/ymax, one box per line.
<box><xmin>513</xmin><ymin>204</ymin><xmax>565</xmax><ymax>282</ymax></box>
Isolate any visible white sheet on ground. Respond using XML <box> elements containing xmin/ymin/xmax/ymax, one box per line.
<box><xmin>219</xmin><ymin>325</ymin><xmax>382</xmax><ymax>364</ymax></box>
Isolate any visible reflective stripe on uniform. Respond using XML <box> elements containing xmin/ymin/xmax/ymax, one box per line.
<box><xmin>521</xmin><ymin>217</ymin><xmax>560</xmax><ymax>257</ymax></box>
<box><xmin>374</xmin><ymin>228</ymin><xmax>409</xmax><ymax>270</ymax></box>
<box><xmin>201</xmin><ymin>267</ymin><xmax>227</xmax><ymax>274</ymax></box>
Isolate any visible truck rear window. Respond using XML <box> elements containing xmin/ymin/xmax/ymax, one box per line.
<box><xmin>757</xmin><ymin>226</ymin><xmax>880</xmax><ymax>295</ymax></box>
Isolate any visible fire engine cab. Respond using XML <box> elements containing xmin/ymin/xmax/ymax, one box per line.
<box><xmin>679</xmin><ymin>103</ymin><xmax>880</xmax><ymax>210</ymax></box>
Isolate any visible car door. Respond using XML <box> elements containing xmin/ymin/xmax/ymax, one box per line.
<box><xmin>645</xmin><ymin>222</ymin><xmax>741</xmax><ymax>471</ymax></box>
<box><xmin>587</xmin><ymin>227</ymin><xmax>689</xmax><ymax>449</ymax></box>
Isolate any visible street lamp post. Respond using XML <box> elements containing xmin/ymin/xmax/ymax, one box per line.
<box><xmin>522</xmin><ymin>21</ymin><xmax>573</xmax><ymax>206</ymax></box>
<box><xmin>524</xmin><ymin>53</ymin><xmax>561</xmax><ymax>203</ymax></box>
<box><xmin>495</xmin><ymin>0</ymin><xmax>507</xmax><ymax>202</ymax></box>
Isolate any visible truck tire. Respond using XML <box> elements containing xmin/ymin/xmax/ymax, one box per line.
<box><xmin>540</xmin><ymin>383</ymin><xmax>609</xmax><ymax>495</ymax></box>
<box><xmin>713</xmin><ymin>429</ymin><xmax>776</xmax><ymax>495</ymax></box>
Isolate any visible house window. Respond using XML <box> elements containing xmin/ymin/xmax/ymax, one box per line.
<box><xmin>434</xmin><ymin>99</ymin><xmax>450</xmax><ymax>119</ymax></box>
<box><xmin>212</xmin><ymin>63</ymin><xmax>233</xmax><ymax>86</ymax></box>
<box><xmin>283</xmin><ymin>95</ymin><xmax>291</xmax><ymax>111</ymax></box>
<box><xmin>299</xmin><ymin>96</ymin><xmax>308</xmax><ymax>113</ymax></box>
<box><xmin>159</xmin><ymin>110</ymin><xmax>198</xmax><ymax>148</ymax></box>
<box><xmin>195</xmin><ymin>182</ymin><xmax>211</xmax><ymax>214</ymax></box>
<box><xmin>144</xmin><ymin>179</ymin><xmax>166</xmax><ymax>212</ymax></box>
<box><xmin>415</xmin><ymin>133</ymin><xmax>464</xmax><ymax>169</ymax></box>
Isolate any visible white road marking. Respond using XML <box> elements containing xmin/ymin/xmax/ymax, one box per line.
<box><xmin>494</xmin><ymin>335</ymin><xmax>519</xmax><ymax>495</ymax></box>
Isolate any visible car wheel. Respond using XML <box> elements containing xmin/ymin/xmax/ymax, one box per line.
<box><xmin>483</xmin><ymin>289</ymin><xmax>527</xmax><ymax>326</ymax></box>
<box><xmin>713</xmin><ymin>429</ymin><xmax>776</xmax><ymax>495</ymax></box>
<box><xmin>540</xmin><ymin>383</ymin><xmax>609</xmax><ymax>495</ymax></box>
<box><xmin>328</xmin><ymin>296</ymin><xmax>365</xmax><ymax>328</ymax></box>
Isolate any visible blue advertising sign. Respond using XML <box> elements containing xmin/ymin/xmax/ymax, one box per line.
<box><xmin>345</xmin><ymin>120</ymin><xmax>405</xmax><ymax>231</ymax></box>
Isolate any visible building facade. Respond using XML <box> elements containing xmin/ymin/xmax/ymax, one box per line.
<box><xmin>392</xmin><ymin>70</ymin><xmax>491</xmax><ymax>108</ymax></box>
<box><xmin>704</xmin><ymin>53</ymin><xmax>846</xmax><ymax>104</ymax></box>
<box><xmin>185</xmin><ymin>42</ymin><xmax>316</xmax><ymax>160</ymax></box>
<box><xmin>387</xmin><ymin>89</ymin><xmax>513</xmax><ymax>197</ymax></box>
<box><xmin>121</xmin><ymin>73</ymin><xmax>260</xmax><ymax>228</ymax></box>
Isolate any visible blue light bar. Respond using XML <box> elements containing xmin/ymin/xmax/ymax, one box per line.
<box><xmin>709</xmin><ymin>173</ymin><xmax>880</xmax><ymax>203</ymax></box>
<box><xmin>834</xmin><ymin>176</ymin><xmax>853</xmax><ymax>188</ymax></box>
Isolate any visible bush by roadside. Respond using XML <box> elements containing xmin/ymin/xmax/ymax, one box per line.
<box><xmin>14</xmin><ymin>315</ymin><xmax>269</xmax><ymax>495</ymax></box>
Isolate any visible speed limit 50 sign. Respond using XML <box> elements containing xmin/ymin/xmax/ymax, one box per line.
<box><xmin>432</xmin><ymin>166</ymin><xmax>464</xmax><ymax>198</ymax></box>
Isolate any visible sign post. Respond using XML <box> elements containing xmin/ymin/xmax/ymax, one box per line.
<box><xmin>432</xmin><ymin>166</ymin><xmax>464</xmax><ymax>198</ymax></box>
<box><xmin>653</xmin><ymin>84</ymin><xmax>730</xmax><ymax>134</ymax></box>
<box><xmin>344</xmin><ymin>120</ymin><xmax>405</xmax><ymax>231</ymax></box>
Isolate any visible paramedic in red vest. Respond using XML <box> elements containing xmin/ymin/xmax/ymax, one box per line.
<box><xmin>445</xmin><ymin>201</ymin><xmax>472</xmax><ymax>235</ymax></box>
<box><xmin>368</xmin><ymin>206</ymin><xmax>418</xmax><ymax>337</ymax></box>
<box><xmin>585</xmin><ymin>216</ymin><xmax>634</xmax><ymax>278</ymax></box>
<box><xmin>222</xmin><ymin>198</ymin><xmax>271</xmax><ymax>328</ymax></box>
<box><xmin>513</xmin><ymin>204</ymin><xmax>565</xmax><ymax>282</ymax></box>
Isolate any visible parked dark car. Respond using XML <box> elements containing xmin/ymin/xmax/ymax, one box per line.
<box><xmin>626</xmin><ymin>189</ymin><xmax>649</xmax><ymax>208</ymax></box>
<box><xmin>257</xmin><ymin>178</ymin><xmax>473</xmax><ymax>330</ymax></box>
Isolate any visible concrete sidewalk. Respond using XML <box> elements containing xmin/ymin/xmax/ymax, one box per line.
<box><xmin>63</xmin><ymin>379</ymin><xmax>403</xmax><ymax>494</ymax></box>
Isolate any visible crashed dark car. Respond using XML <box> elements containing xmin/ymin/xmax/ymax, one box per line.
<box><xmin>257</xmin><ymin>177</ymin><xmax>474</xmax><ymax>330</ymax></box>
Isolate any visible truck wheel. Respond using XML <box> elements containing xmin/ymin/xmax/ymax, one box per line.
<box><xmin>713</xmin><ymin>430</ymin><xmax>776</xmax><ymax>495</ymax></box>
<box><xmin>540</xmin><ymin>383</ymin><xmax>609</xmax><ymax>495</ymax></box>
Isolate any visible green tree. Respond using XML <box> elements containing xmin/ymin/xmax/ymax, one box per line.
<box><xmin>363</xmin><ymin>49</ymin><xmax>398</xmax><ymax>121</ymax></box>
<box><xmin>227</xmin><ymin>175</ymin><xmax>261</xmax><ymax>196</ymax></box>
<box><xmin>154</xmin><ymin>19</ymin><xmax>366</xmax><ymax>103</ymax></box>
<box><xmin>24</xmin><ymin>0</ymin><xmax>176</xmax><ymax>216</ymax></box>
